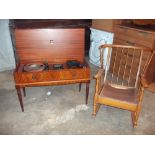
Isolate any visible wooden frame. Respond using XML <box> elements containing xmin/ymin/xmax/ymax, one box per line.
<box><xmin>93</xmin><ymin>44</ymin><xmax>152</xmax><ymax>127</ymax></box>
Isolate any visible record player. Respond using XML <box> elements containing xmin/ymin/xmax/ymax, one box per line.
<box><xmin>13</xmin><ymin>28</ymin><xmax>90</xmax><ymax>111</ymax></box>
<box><xmin>23</xmin><ymin>63</ymin><xmax>45</xmax><ymax>72</ymax></box>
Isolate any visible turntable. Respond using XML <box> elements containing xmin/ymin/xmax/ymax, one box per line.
<box><xmin>23</xmin><ymin>63</ymin><xmax>45</xmax><ymax>72</ymax></box>
<box><xmin>23</xmin><ymin>62</ymin><xmax>49</xmax><ymax>72</ymax></box>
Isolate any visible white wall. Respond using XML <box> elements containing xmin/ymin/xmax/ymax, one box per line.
<box><xmin>0</xmin><ymin>19</ymin><xmax>15</xmax><ymax>72</ymax></box>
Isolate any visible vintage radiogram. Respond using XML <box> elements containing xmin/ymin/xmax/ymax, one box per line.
<box><xmin>12</xmin><ymin>28</ymin><xmax>90</xmax><ymax>111</ymax></box>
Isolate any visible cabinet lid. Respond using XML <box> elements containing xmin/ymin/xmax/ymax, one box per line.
<box><xmin>15</xmin><ymin>28</ymin><xmax>85</xmax><ymax>63</ymax></box>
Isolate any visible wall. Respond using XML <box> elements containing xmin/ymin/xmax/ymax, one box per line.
<box><xmin>0</xmin><ymin>19</ymin><xmax>15</xmax><ymax>72</ymax></box>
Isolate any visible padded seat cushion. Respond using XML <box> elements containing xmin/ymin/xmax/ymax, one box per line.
<box><xmin>100</xmin><ymin>82</ymin><xmax>138</xmax><ymax>104</ymax></box>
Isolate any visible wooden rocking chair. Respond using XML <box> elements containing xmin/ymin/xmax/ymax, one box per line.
<box><xmin>93</xmin><ymin>44</ymin><xmax>152</xmax><ymax>127</ymax></box>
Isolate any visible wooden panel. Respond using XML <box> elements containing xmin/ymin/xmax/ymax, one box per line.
<box><xmin>142</xmin><ymin>51</ymin><xmax>155</xmax><ymax>86</ymax></box>
<box><xmin>14</xmin><ymin>67</ymin><xmax>90</xmax><ymax>86</ymax></box>
<box><xmin>92</xmin><ymin>19</ymin><xmax>114</xmax><ymax>32</ymax></box>
<box><xmin>92</xmin><ymin>19</ymin><xmax>126</xmax><ymax>32</ymax></box>
<box><xmin>15</xmin><ymin>28</ymin><xmax>85</xmax><ymax>63</ymax></box>
<box><xmin>114</xmin><ymin>26</ymin><xmax>155</xmax><ymax>49</ymax></box>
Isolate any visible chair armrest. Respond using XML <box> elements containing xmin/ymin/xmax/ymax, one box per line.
<box><xmin>94</xmin><ymin>69</ymin><xmax>105</xmax><ymax>94</ymax></box>
<box><xmin>140</xmin><ymin>74</ymin><xmax>150</xmax><ymax>88</ymax></box>
<box><xmin>94</xmin><ymin>69</ymin><xmax>104</xmax><ymax>79</ymax></box>
<box><xmin>136</xmin><ymin>76</ymin><xmax>145</xmax><ymax>103</ymax></box>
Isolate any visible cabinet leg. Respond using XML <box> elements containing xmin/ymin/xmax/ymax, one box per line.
<box><xmin>86</xmin><ymin>82</ymin><xmax>89</xmax><ymax>104</ymax></box>
<box><xmin>23</xmin><ymin>87</ymin><xmax>26</xmax><ymax>97</ymax></box>
<box><xmin>16</xmin><ymin>87</ymin><xmax>24</xmax><ymax>112</ymax></box>
<box><xmin>79</xmin><ymin>83</ymin><xmax>82</xmax><ymax>92</ymax></box>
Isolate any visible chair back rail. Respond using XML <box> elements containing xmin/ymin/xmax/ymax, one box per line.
<box><xmin>99</xmin><ymin>44</ymin><xmax>151</xmax><ymax>88</ymax></box>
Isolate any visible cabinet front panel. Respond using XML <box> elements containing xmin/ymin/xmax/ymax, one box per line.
<box><xmin>14</xmin><ymin>68</ymin><xmax>90</xmax><ymax>85</ymax></box>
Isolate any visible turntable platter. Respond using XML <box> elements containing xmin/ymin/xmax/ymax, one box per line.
<box><xmin>24</xmin><ymin>63</ymin><xmax>45</xmax><ymax>72</ymax></box>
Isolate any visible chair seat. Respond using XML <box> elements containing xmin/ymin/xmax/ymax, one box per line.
<box><xmin>100</xmin><ymin>82</ymin><xmax>138</xmax><ymax>104</ymax></box>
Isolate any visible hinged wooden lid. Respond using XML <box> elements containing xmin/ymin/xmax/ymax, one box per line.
<box><xmin>15</xmin><ymin>28</ymin><xmax>85</xmax><ymax>64</ymax></box>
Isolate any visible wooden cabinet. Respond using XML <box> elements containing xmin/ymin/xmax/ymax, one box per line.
<box><xmin>91</xmin><ymin>19</ymin><xmax>122</xmax><ymax>32</ymax></box>
<box><xmin>142</xmin><ymin>51</ymin><xmax>155</xmax><ymax>89</ymax></box>
<box><xmin>13</xmin><ymin>28</ymin><xmax>90</xmax><ymax>111</ymax></box>
<box><xmin>114</xmin><ymin>25</ymin><xmax>155</xmax><ymax>49</ymax></box>
<box><xmin>92</xmin><ymin>19</ymin><xmax>114</xmax><ymax>31</ymax></box>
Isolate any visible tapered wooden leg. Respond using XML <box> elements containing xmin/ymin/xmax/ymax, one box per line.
<box><xmin>16</xmin><ymin>86</ymin><xmax>24</xmax><ymax>112</ymax></box>
<box><xmin>131</xmin><ymin>104</ymin><xmax>142</xmax><ymax>127</ymax></box>
<box><xmin>131</xmin><ymin>112</ymin><xmax>137</xmax><ymax>127</ymax></box>
<box><xmin>79</xmin><ymin>83</ymin><xmax>82</xmax><ymax>92</ymax></box>
<box><xmin>131</xmin><ymin>110</ymin><xmax>141</xmax><ymax>127</ymax></box>
<box><xmin>23</xmin><ymin>87</ymin><xmax>26</xmax><ymax>97</ymax></box>
<box><xmin>86</xmin><ymin>82</ymin><xmax>89</xmax><ymax>104</ymax></box>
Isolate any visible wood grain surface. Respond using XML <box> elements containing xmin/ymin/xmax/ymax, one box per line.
<box><xmin>15</xmin><ymin>28</ymin><xmax>85</xmax><ymax>63</ymax></box>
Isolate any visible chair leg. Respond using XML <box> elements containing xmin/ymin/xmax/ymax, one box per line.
<box><xmin>16</xmin><ymin>86</ymin><xmax>24</xmax><ymax>112</ymax></box>
<box><xmin>86</xmin><ymin>82</ymin><xmax>89</xmax><ymax>104</ymax></box>
<box><xmin>131</xmin><ymin>112</ymin><xmax>137</xmax><ymax>127</ymax></box>
<box><xmin>131</xmin><ymin>110</ymin><xmax>141</xmax><ymax>127</ymax></box>
<box><xmin>131</xmin><ymin>103</ymin><xmax>142</xmax><ymax>127</ymax></box>
<box><xmin>92</xmin><ymin>95</ymin><xmax>100</xmax><ymax>117</ymax></box>
<box><xmin>79</xmin><ymin>83</ymin><xmax>81</xmax><ymax>92</ymax></box>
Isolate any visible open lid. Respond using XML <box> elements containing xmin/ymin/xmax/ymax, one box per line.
<box><xmin>14</xmin><ymin>28</ymin><xmax>85</xmax><ymax>64</ymax></box>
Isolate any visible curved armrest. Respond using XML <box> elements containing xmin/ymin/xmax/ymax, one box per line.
<box><xmin>136</xmin><ymin>76</ymin><xmax>145</xmax><ymax>103</ymax></box>
<box><xmin>140</xmin><ymin>74</ymin><xmax>149</xmax><ymax>88</ymax></box>
<box><xmin>94</xmin><ymin>69</ymin><xmax>105</xmax><ymax>94</ymax></box>
<box><xmin>94</xmin><ymin>69</ymin><xmax>104</xmax><ymax>79</ymax></box>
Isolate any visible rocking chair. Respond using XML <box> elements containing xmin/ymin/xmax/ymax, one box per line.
<box><xmin>93</xmin><ymin>44</ymin><xmax>152</xmax><ymax>127</ymax></box>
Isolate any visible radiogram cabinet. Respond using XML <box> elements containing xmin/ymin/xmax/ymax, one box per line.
<box><xmin>13</xmin><ymin>28</ymin><xmax>90</xmax><ymax>112</ymax></box>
